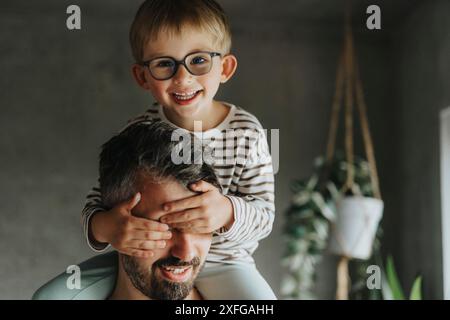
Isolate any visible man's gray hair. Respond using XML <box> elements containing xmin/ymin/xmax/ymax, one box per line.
<box><xmin>99</xmin><ymin>121</ymin><xmax>220</xmax><ymax>209</ymax></box>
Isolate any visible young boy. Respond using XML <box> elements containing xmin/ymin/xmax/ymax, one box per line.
<box><xmin>45</xmin><ymin>0</ymin><xmax>276</xmax><ymax>299</ymax></box>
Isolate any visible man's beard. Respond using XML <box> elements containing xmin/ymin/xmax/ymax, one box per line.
<box><xmin>121</xmin><ymin>255</ymin><xmax>202</xmax><ymax>300</ymax></box>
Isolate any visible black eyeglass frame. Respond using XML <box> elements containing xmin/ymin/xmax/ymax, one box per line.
<box><xmin>141</xmin><ymin>51</ymin><xmax>222</xmax><ymax>80</ymax></box>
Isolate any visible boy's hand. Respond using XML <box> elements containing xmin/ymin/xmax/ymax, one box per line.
<box><xmin>90</xmin><ymin>193</ymin><xmax>172</xmax><ymax>258</ymax></box>
<box><xmin>160</xmin><ymin>181</ymin><xmax>234</xmax><ymax>234</ymax></box>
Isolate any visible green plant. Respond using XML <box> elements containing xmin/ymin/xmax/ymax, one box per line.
<box><xmin>280</xmin><ymin>171</ymin><xmax>331</xmax><ymax>299</ymax></box>
<box><xmin>383</xmin><ymin>255</ymin><xmax>422</xmax><ymax>300</ymax></box>
<box><xmin>281</xmin><ymin>151</ymin><xmax>383</xmax><ymax>299</ymax></box>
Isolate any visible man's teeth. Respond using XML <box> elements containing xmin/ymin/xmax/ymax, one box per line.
<box><xmin>162</xmin><ymin>266</ymin><xmax>189</xmax><ymax>274</ymax></box>
<box><xmin>173</xmin><ymin>91</ymin><xmax>199</xmax><ymax>100</ymax></box>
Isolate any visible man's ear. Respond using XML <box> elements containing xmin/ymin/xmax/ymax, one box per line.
<box><xmin>220</xmin><ymin>54</ymin><xmax>237</xmax><ymax>83</ymax></box>
<box><xmin>131</xmin><ymin>63</ymin><xmax>151</xmax><ymax>90</ymax></box>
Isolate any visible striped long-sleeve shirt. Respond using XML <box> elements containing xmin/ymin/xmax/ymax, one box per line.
<box><xmin>82</xmin><ymin>101</ymin><xmax>275</xmax><ymax>266</ymax></box>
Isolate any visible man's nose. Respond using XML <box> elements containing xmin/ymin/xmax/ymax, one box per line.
<box><xmin>173</xmin><ymin>63</ymin><xmax>193</xmax><ymax>85</ymax></box>
<box><xmin>170</xmin><ymin>232</ymin><xmax>195</xmax><ymax>262</ymax></box>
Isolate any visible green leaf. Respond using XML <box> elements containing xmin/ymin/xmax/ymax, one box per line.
<box><xmin>292</xmin><ymin>226</ymin><xmax>306</xmax><ymax>238</ymax></box>
<box><xmin>386</xmin><ymin>255</ymin><xmax>405</xmax><ymax>300</ymax></box>
<box><xmin>306</xmin><ymin>175</ymin><xmax>318</xmax><ymax>190</ymax></box>
<box><xmin>409</xmin><ymin>276</ymin><xmax>422</xmax><ymax>300</ymax></box>
<box><xmin>311</xmin><ymin>192</ymin><xmax>336</xmax><ymax>221</ymax></box>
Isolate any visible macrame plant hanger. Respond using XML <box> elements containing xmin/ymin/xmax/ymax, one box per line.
<box><xmin>324</xmin><ymin>0</ymin><xmax>382</xmax><ymax>300</ymax></box>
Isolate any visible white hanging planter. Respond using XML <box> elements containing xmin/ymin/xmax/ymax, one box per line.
<box><xmin>328</xmin><ymin>196</ymin><xmax>383</xmax><ymax>260</ymax></box>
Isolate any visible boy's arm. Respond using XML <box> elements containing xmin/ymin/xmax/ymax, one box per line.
<box><xmin>82</xmin><ymin>183</ymin><xmax>110</xmax><ymax>252</ymax></box>
<box><xmin>82</xmin><ymin>109</ymin><xmax>155</xmax><ymax>252</ymax></box>
<box><xmin>216</xmin><ymin>130</ymin><xmax>275</xmax><ymax>244</ymax></box>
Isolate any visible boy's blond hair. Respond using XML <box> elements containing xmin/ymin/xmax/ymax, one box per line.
<box><xmin>130</xmin><ymin>0</ymin><xmax>232</xmax><ymax>63</ymax></box>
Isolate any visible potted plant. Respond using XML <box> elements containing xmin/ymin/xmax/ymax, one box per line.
<box><xmin>326</xmin><ymin>154</ymin><xmax>383</xmax><ymax>260</ymax></box>
<box><xmin>280</xmin><ymin>157</ymin><xmax>332</xmax><ymax>299</ymax></box>
<box><xmin>281</xmin><ymin>151</ymin><xmax>383</xmax><ymax>299</ymax></box>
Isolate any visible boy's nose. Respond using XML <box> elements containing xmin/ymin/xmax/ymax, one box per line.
<box><xmin>170</xmin><ymin>232</ymin><xmax>195</xmax><ymax>262</ymax></box>
<box><xmin>172</xmin><ymin>64</ymin><xmax>193</xmax><ymax>85</ymax></box>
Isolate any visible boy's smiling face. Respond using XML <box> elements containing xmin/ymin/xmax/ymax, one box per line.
<box><xmin>132</xmin><ymin>26</ymin><xmax>237</xmax><ymax>126</ymax></box>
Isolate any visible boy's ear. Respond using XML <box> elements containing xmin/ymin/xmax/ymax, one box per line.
<box><xmin>131</xmin><ymin>64</ymin><xmax>151</xmax><ymax>90</ymax></box>
<box><xmin>220</xmin><ymin>54</ymin><xmax>237</xmax><ymax>83</ymax></box>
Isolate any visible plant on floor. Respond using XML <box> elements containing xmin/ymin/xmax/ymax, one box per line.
<box><xmin>382</xmin><ymin>255</ymin><xmax>422</xmax><ymax>300</ymax></box>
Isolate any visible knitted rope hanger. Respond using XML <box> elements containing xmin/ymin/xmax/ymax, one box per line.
<box><xmin>324</xmin><ymin>0</ymin><xmax>382</xmax><ymax>300</ymax></box>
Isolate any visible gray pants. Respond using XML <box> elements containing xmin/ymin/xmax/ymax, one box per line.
<box><xmin>195</xmin><ymin>263</ymin><xmax>277</xmax><ymax>300</ymax></box>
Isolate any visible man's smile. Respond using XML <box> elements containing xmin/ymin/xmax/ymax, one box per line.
<box><xmin>158</xmin><ymin>265</ymin><xmax>193</xmax><ymax>282</ymax></box>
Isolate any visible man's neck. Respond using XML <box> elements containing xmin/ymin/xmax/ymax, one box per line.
<box><xmin>109</xmin><ymin>258</ymin><xmax>202</xmax><ymax>300</ymax></box>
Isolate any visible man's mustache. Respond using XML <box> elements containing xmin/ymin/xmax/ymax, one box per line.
<box><xmin>154</xmin><ymin>256</ymin><xmax>200</xmax><ymax>268</ymax></box>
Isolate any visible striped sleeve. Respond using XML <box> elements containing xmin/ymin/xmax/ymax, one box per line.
<box><xmin>217</xmin><ymin>128</ymin><xmax>275</xmax><ymax>244</ymax></box>
<box><xmin>81</xmin><ymin>183</ymin><xmax>110</xmax><ymax>252</ymax></box>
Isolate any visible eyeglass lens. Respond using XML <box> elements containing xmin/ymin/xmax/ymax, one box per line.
<box><xmin>149</xmin><ymin>52</ymin><xmax>213</xmax><ymax>80</ymax></box>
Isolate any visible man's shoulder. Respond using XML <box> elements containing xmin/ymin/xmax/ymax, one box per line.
<box><xmin>32</xmin><ymin>252</ymin><xmax>118</xmax><ymax>300</ymax></box>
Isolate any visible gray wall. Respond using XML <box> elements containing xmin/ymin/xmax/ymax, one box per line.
<box><xmin>1</xmin><ymin>0</ymin><xmax>151</xmax><ymax>299</ymax></box>
<box><xmin>0</xmin><ymin>0</ymin><xmax>445</xmax><ymax>299</ymax></box>
<box><xmin>383</xmin><ymin>0</ymin><xmax>450</xmax><ymax>299</ymax></box>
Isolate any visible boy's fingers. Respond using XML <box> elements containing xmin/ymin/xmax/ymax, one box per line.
<box><xmin>124</xmin><ymin>248</ymin><xmax>154</xmax><ymax>259</ymax></box>
<box><xmin>189</xmin><ymin>180</ymin><xmax>216</xmax><ymax>193</ymax></box>
<box><xmin>128</xmin><ymin>240</ymin><xmax>167</xmax><ymax>250</ymax></box>
<box><xmin>163</xmin><ymin>194</ymin><xmax>203</xmax><ymax>213</ymax></box>
<box><xmin>176</xmin><ymin>226</ymin><xmax>211</xmax><ymax>234</ymax></box>
<box><xmin>161</xmin><ymin>209</ymin><xmax>202</xmax><ymax>224</ymax></box>
<box><xmin>190</xmin><ymin>227</ymin><xmax>212</xmax><ymax>234</ymax></box>
<box><xmin>169</xmin><ymin>219</ymin><xmax>207</xmax><ymax>230</ymax></box>
<box><xmin>122</xmin><ymin>193</ymin><xmax>141</xmax><ymax>211</ymax></box>
<box><xmin>130</xmin><ymin>216</ymin><xmax>169</xmax><ymax>231</ymax></box>
<box><xmin>132</xmin><ymin>230</ymin><xmax>172</xmax><ymax>241</ymax></box>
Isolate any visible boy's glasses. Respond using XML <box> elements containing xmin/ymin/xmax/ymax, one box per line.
<box><xmin>141</xmin><ymin>51</ymin><xmax>222</xmax><ymax>80</ymax></box>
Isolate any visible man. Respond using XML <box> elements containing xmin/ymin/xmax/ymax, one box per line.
<box><xmin>33</xmin><ymin>121</ymin><xmax>220</xmax><ymax>299</ymax></box>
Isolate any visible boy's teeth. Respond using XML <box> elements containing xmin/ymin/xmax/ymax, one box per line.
<box><xmin>173</xmin><ymin>91</ymin><xmax>198</xmax><ymax>100</ymax></box>
<box><xmin>175</xmin><ymin>91</ymin><xmax>196</xmax><ymax>95</ymax></box>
